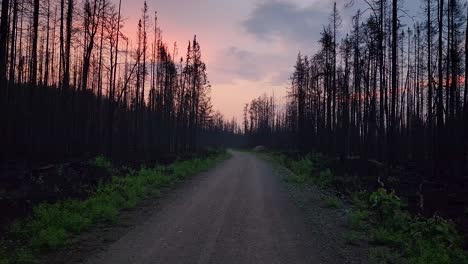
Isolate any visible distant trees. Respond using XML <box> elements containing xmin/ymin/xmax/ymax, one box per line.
<box><xmin>0</xmin><ymin>0</ymin><xmax>235</xmax><ymax>163</ymax></box>
<box><xmin>246</xmin><ymin>0</ymin><xmax>468</xmax><ymax>194</ymax></box>
<box><xmin>244</xmin><ymin>94</ymin><xmax>277</xmax><ymax>147</ymax></box>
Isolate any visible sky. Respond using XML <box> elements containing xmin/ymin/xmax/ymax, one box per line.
<box><xmin>118</xmin><ymin>0</ymin><xmax>420</xmax><ymax>121</ymax></box>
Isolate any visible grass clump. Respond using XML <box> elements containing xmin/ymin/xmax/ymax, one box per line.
<box><xmin>370</xmin><ymin>226</ymin><xmax>405</xmax><ymax>247</ymax></box>
<box><xmin>0</xmin><ymin>246</ymin><xmax>9</xmax><ymax>264</ymax></box>
<box><xmin>404</xmin><ymin>217</ymin><xmax>468</xmax><ymax>264</ymax></box>
<box><xmin>91</xmin><ymin>155</ymin><xmax>113</xmax><ymax>170</ymax></box>
<box><xmin>315</xmin><ymin>169</ymin><xmax>334</xmax><ymax>187</ymax></box>
<box><xmin>369</xmin><ymin>246</ymin><xmax>406</xmax><ymax>264</ymax></box>
<box><xmin>351</xmin><ymin>191</ymin><xmax>369</xmax><ymax>210</ymax></box>
<box><xmin>344</xmin><ymin>230</ymin><xmax>365</xmax><ymax>245</ymax></box>
<box><xmin>278</xmin><ymin>153</ymin><xmax>334</xmax><ymax>187</ymax></box>
<box><xmin>169</xmin><ymin>154</ymin><xmax>227</xmax><ymax>181</ymax></box>
<box><xmin>349</xmin><ymin>209</ymin><xmax>369</xmax><ymax>230</ymax></box>
<box><xmin>268</xmin><ymin>152</ymin><xmax>289</xmax><ymax>167</ymax></box>
<box><xmin>287</xmin><ymin>157</ymin><xmax>315</xmax><ymax>183</ymax></box>
<box><xmin>369</xmin><ymin>188</ymin><xmax>406</xmax><ymax>224</ymax></box>
<box><xmin>324</xmin><ymin>196</ymin><xmax>342</xmax><ymax>209</ymax></box>
<box><xmin>4</xmin><ymin>152</ymin><xmax>228</xmax><ymax>263</ymax></box>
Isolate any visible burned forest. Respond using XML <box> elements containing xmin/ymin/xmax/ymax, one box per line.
<box><xmin>2</xmin><ymin>0</ymin><xmax>468</xmax><ymax>263</ymax></box>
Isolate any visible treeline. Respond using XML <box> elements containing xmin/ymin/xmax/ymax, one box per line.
<box><xmin>245</xmin><ymin>1</ymin><xmax>468</xmax><ymax>214</ymax></box>
<box><xmin>0</xmin><ymin>0</ymin><xmax>239</xmax><ymax>164</ymax></box>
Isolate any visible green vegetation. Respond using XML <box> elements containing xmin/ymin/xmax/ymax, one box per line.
<box><xmin>288</xmin><ymin>157</ymin><xmax>315</xmax><ymax>183</ymax></box>
<box><xmin>351</xmin><ymin>191</ymin><xmax>369</xmax><ymax>211</ymax></box>
<box><xmin>263</xmin><ymin>152</ymin><xmax>333</xmax><ymax>187</ymax></box>
<box><xmin>365</xmin><ymin>188</ymin><xmax>468</xmax><ymax>263</ymax></box>
<box><xmin>260</xmin><ymin>151</ymin><xmax>468</xmax><ymax>264</ymax></box>
<box><xmin>324</xmin><ymin>196</ymin><xmax>342</xmax><ymax>209</ymax></box>
<box><xmin>369</xmin><ymin>246</ymin><xmax>406</xmax><ymax>264</ymax></box>
<box><xmin>316</xmin><ymin>169</ymin><xmax>334</xmax><ymax>187</ymax></box>
<box><xmin>91</xmin><ymin>155</ymin><xmax>113</xmax><ymax>170</ymax></box>
<box><xmin>0</xmin><ymin>246</ymin><xmax>8</xmax><ymax>264</ymax></box>
<box><xmin>348</xmin><ymin>209</ymin><xmax>369</xmax><ymax>230</ymax></box>
<box><xmin>1</xmin><ymin>151</ymin><xmax>229</xmax><ymax>264</ymax></box>
<box><xmin>344</xmin><ymin>230</ymin><xmax>365</xmax><ymax>246</ymax></box>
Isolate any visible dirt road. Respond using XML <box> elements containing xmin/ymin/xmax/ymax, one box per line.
<box><xmin>84</xmin><ymin>150</ymin><xmax>324</xmax><ymax>264</ymax></box>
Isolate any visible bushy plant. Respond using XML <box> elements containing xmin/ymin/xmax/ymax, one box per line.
<box><xmin>285</xmin><ymin>172</ymin><xmax>307</xmax><ymax>184</ymax></box>
<box><xmin>369</xmin><ymin>188</ymin><xmax>404</xmax><ymax>223</ymax></box>
<box><xmin>0</xmin><ymin>245</ymin><xmax>9</xmax><ymax>264</ymax></box>
<box><xmin>409</xmin><ymin>217</ymin><xmax>461</xmax><ymax>247</ymax></box>
<box><xmin>91</xmin><ymin>155</ymin><xmax>112</xmax><ymax>170</ymax></box>
<box><xmin>371</xmin><ymin>226</ymin><xmax>405</xmax><ymax>246</ymax></box>
<box><xmin>324</xmin><ymin>196</ymin><xmax>342</xmax><ymax>209</ymax></box>
<box><xmin>32</xmin><ymin>227</ymin><xmax>67</xmax><ymax>248</ymax></box>
<box><xmin>274</xmin><ymin>153</ymin><xmax>289</xmax><ymax>167</ymax></box>
<box><xmin>406</xmin><ymin>217</ymin><xmax>468</xmax><ymax>264</ymax></box>
<box><xmin>349</xmin><ymin>209</ymin><xmax>369</xmax><ymax>230</ymax></box>
<box><xmin>306</xmin><ymin>152</ymin><xmax>324</xmax><ymax>168</ymax></box>
<box><xmin>344</xmin><ymin>230</ymin><xmax>364</xmax><ymax>245</ymax></box>
<box><xmin>351</xmin><ymin>191</ymin><xmax>370</xmax><ymax>210</ymax></box>
<box><xmin>285</xmin><ymin>156</ymin><xmax>332</xmax><ymax>185</ymax></box>
<box><xmin>369</xmin><ymin>246</ymin><xmax>405</xmax><ymax>264</ymax></box>
<box><xmin>407</xmin><ymin>239</ymin><xmax>468</xmax><ymax>264</ymax></box>
<box><xmin>86</xmin><ymin>197</ymin><xmax>119</xmax><ymax>223</ymax></box>
<box><xmin>13</xmin><ymin>248</ymin><xmax>36</xmax><ymax>264</ymax></box>
<box><xmin>289</xmin><ymin>158</ymin><xmax>314</xmax><ymax>180</ymax></box>
<box><xmin>316</xmin><ymin>169</ymin><xmax>334</xmax><ymax>187</ymax></box>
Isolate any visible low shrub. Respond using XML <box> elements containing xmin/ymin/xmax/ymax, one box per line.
<box><xmin>316</xmin><ymin>169</ymin><xmax>334</xmax><ymax>187</ymax></box>
<box><xmin>369</xmin><ymin>246</ymin><xmax>405</xmax><ymax>264</ymax></box>
<box><xmin>370</xmin><ymin>226</ymin><xmax>404</xmax><ymax>247</ymax></box>
<box><xmin>407</xmin><ymin>239</ymin><xmax>468</xmax><ymax>264</ymax></box>
<box><xmin>288</xmin><ymin>158</ymin><xmax>315</xmax><ymax>183</ymax></box>
<box><xmin>344</xmin><ymin>230</ymin><xmax>365</xmax><ymax>245</ymax></box>
<box><xmin>369</xmin><ymin>188</ymin><xmax>406</xmax><ymax>225</ymax></box>
<box><xmin>349</xmin><ymin>209</ymin><xmax>369</xmax><ymax>230</ymax></box>
<box><xmin>405</xmin><ymin>217</ymin><xmax>468</xmax><ymax>264</ymax></box>
<box><xmin>13</xmin><ymin>248</ymin><xmax>36</xmax><ymax>264</ymax></box>
<box><xmin>280</xmin><ymin>154</ymin><xmax>334</xmax><ymax>187</ymax></box>
<box><xmin>273</xmin><ymin>153</ymin><xmax>289</xmax><ymax>167</ymax></box>
<box><xmin>324</xmin><ymin>196</ymin><xmax>342</xmax><ymax>209</ymax></box>
<box><xmin>351</xmin><ymin>191</ymin><xmax>369</xmax><ymax>210</ymax></box>
<box><xmin>0</xmin><ymin>246</ymin><xmax>9</xmax><ymax>264</ymax></box>
<box><xmin>34</xmin><ymin>227</ymin><xmax>67</xmax><ymax>248</ymax></box>
<box><xmin>91</xmin><ymin>155</ymin><xmax>113</xmax><ymax>170</ymax></box>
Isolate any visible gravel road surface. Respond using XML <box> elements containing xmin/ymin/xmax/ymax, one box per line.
<box><xmin>85</xmin><ymin>151</ymin><xmax>323</xmax><ymax>264</ymax></box>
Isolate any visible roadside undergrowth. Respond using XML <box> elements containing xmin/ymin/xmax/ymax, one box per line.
<box><xmin>257</xmin><ymin>150</ymin><xmax>468</xmax><ymax>264</ymax></box>
<box><xmin>0</xmin><ymin>151</ymin><xmax>229</xmax><ymax>264</ymax></box>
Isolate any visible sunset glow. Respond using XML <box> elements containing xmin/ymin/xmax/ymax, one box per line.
<box><xmin>113</xmin><ymin>0</ymin><xmax>421</xmax><ymax>120</ymax></box>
